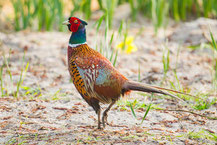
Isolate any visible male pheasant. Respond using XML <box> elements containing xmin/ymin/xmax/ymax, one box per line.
<box><xmin>63</xmin><ymin>17</ymin><xmax>185</xmax><ymax>129</ymax></box>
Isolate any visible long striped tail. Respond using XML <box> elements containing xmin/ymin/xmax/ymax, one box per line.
<box><xmin>122</xmin><ymin>81</ymin><xmax>191</xmax><ymax>102</ymax></box>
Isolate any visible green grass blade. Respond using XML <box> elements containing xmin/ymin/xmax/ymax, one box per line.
<box><xmin>96</xmin><ymin>15</ymin><xmax>105</xmax><ymax>32</ymax></box>
<box><xmin>15</xmin><ymin>53</ymin><xmax>29</xmax><ymax>98</ymax></box>
<box><xmin>21</xmin><ymin>62</ymin><xmax>29</xmax><ymax>85</ymax></box>
<box><xmin>180</xmin><ymin>0</ymin><xmax>187</xmax><ymax>20</ymax></box>
<box><xmin>113</xmin><ymin>50</ymin><xmax>118</xmax><ymax>66</ymax></box>
<box><xmin>98</xmin><ymin>0</ymin><xmax>105</xmax><ymax>10</ymax></box>
<box><xmin>141</xmin><ymin>103</ymin><xmax>152</xmax><ymax>124</ymax></box>
<box><xmin>129</xmin><ymin>0</ymin><xmax>137</xmax><ymax>21</ymax></box>
<box><xmin>118</xmin><ymin>20</ymin><xmax>123</xmax><ymax>36</ymax></box>
<box><xmin>3</xmin><ymin>54</ymin><xmax>12</xmax><ymax>82</ymax></box>
<box><xmin>129</xmin><ymin>102</ymin><xmax>137</xmax><ymax>118</ymax></box>
<box><xmin>210</xmin><ymin>30</ymin><xmax>217</xmax><ymax>51</ymax></box>
<box><xmin>210</xmin><ymin>28</ymin><xmax>217</xmax><ymax>88</ymax></box>
<box><xmin>203</xmin><ymin>0</ymin><xmax>212</xmax><ymax>18</ymax></box>
<box><xmin>109</xmin><ymin>48</ymin><xmax>114</xmax><ymax>62</ymax></box>
<box><xmin>109</xmin><ymin>32</ymin><xmax>114</xmax><ymax>46</ymax></box>
<box><xmin>172</xmin><ymin>0</ymin><xmax>180</xmax><ymax>21</ymax></box>
<box><xmin>109</xmin><ymin>32</ymin><xmax>115</xmax><ymax>62</ymax></box>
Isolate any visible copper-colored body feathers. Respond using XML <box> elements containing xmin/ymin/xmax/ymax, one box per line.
<box><xmin>68</xmin><ymin>44</ymin><xmax>130</xmax><ymax>123</ymax></box>
<box><xmin>68</xmin><ymin>44</ymin><xmax>185</xmax><ymax>129</ymax></box>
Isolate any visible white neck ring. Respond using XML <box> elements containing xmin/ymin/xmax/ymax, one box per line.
<box><xmin>68</xmin><ymin>42</ymin><xmax>87</xmax><ymax>48</ymax></box>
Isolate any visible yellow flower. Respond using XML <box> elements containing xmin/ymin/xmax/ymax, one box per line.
<box><xmin>116</xmin><ymin>36</ymin><xmax>137</xmax><ymax>54</ymax></box>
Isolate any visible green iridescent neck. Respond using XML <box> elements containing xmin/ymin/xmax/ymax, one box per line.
<box><xmin>69</xmin><ymin>27</ymin><xmax>86</xmax><ymax>45</ymax></box>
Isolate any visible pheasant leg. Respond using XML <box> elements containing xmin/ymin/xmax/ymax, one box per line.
<box><xmin>102</xmin><ymin>100</ymin><xmax>116</xmax><ymax>127</ymax></box>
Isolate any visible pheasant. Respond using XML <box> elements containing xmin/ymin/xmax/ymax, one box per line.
<box><xmin>63</xmin><ymin>17</ymin><xmax>186</xmax><ymax>129</ymax></box>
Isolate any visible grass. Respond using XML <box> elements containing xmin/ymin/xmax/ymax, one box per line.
<box><xmin>169</xmin><ymin>64</ymin><xmax>216</xmax><ymax>111</ymax></box>
<box><xmin>141</xmin><ymin>103</ymin><xmax>152</xmax><ymax>124</ymax></box>
<box><xmin>188</xmin><ymin>30</ymin><xmax>217</xmax><ymax>92</ymax></box>
<box><xmin>168</xmin><ymin>69</ymin><xmax>216</xmax><ymax>113</ymax></box>
<box><xmin>158</xmin><ymin>37</ymin><xmax>216</xmax><ymax>112</ymax></box>
<box><xmin>9</xmin><ymin>0</ymin><xmax>217</xmax><ymax>32</ymax></box>
<box><xmin>151</xmin><ymin>0</ymin><xmax>169</xmax><ymax>33</ymax></box>
<box><xmin>0</xmin><ymin>51</ymin><xmax>29</xmax><ymax>98</ymax></box>
<box><xmin>21</xmin><ymin>86</ymin><xmax>42</xmax><ymax>99</ymax></box>
<box><xmin>51</xmin><ymin>89</ymin><xmax>64</xmax><ymax>100</ymax></box>
<box><xmin>193</xmin><ymin>97</ymin><xmax>216</xmax><ymax>111</ymax></box>
<box><xmin>117</xmin><ymin>93</ymin><xmax>165</xmax><ymax>123</ymax></box>
<box><xmin>162</xmin><ymin>42</ymin><xmax>170</xmax><ymax>81</ymax></box>
<box><xmin>210</xmin><ymin>29</ymin><xmax>217</xmax><ymax>90</ymax></box>
<box><xmin>93</xmin><ymin>13</ymin><xmax>124</xmax><ymax>66</ymax></box>
<box><xmin>15</xmin><ymin>53</ymin><xmax>29</xmax><ymax>98</ymax></box>
<box><xmin>129</xmin><ymin>94</ymin><xmax>153</xmax><ymax>124</ymax></box>
<box><xmin>116</xmin><ymin>34</ymin><xmax>217</xmax><ymax>122</ymax></box>
<box><xmin>11</xmin><ymin>0</ymin><xmax>64</xmax><ymax>31</ymax></box>
<box><xmin>180</xmin><ymin>129</ymin><xmax>217</xmax><ymax>142</ymax></box>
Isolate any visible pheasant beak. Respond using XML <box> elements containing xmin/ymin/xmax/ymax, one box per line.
<box><xmin>62</xmin><ymin>20</ymin><xmax>70</xmax><ymax>25</ymax></box>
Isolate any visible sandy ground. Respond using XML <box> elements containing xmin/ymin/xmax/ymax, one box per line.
<box><xmin>0</xmin><ymin>18</ymin><xmax>216</xmax><ymax>144</ymax></box>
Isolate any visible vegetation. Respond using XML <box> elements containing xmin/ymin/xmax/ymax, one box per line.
<box><xmin>0</xmin><ymin>50</ymin><xmax>29</xmax><ymax>98</ymax></box>
<box><xmin>210</xmin><ymin>30</ymin><xmax>217</xmax><ymax>91</ymax></box>
<box><xmin>9</xmin><ymin>0</ymin><xmax>217</xmax><ymax>31</ymax></box>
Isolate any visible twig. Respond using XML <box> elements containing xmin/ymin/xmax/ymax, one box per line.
<box><xmin>165</xmin><ymin>109</ymin><xmax>217</xmax><ymax>120</ymax></box>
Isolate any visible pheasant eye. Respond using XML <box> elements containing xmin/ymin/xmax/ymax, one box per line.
<box><xmin>74</xmin><ymin>20</ymin><xmax>78</xmax><ymax>23</ymax></box>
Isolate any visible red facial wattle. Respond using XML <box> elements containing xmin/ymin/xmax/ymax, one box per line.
<box><xmin>69</xmin><ymin>18</ymin><xmax>81</xmax><ymax>32</ymax></box>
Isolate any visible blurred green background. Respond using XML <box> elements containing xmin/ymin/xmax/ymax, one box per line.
<box><xmin>0</xmin><ymin>0</ymin><xmax>217</xmax><ymax>32</ymax></box>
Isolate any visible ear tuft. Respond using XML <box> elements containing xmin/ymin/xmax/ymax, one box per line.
<box><xmin>81</xmin><ymin>20</ymin><xmax>88</xmax><ymax>25</ymax></box>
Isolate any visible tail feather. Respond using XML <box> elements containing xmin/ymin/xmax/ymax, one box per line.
<box><xmin>123</xmin><ymin>81</ymin><xmax>186</xmax><ymax>102</ymax></box>
<box><xmin>150</xmin><ymin>85</ymin><xmax>196</xmax><ymax>98</ymax></box>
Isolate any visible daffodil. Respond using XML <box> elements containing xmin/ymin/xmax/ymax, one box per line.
<box><xmin>116</xmin><ymin>36</ymin><xmax>137</xmax><ymax>54</ymax></box>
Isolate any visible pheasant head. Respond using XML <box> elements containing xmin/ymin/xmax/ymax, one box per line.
<box><xmin>63</xmin><ymin>17</ymin><xmax>88</xmax><ymax>32</ymax></box>
<box><xmin>63</xmin><ymin>17</ymin><xmax>88</xmax><ymax>45</ymax></box>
